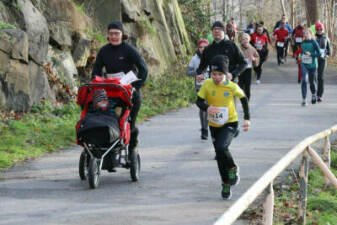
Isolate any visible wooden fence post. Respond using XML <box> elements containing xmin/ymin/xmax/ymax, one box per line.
<box><xmin>263</xmin><ymin>182</ymin><xmax>274</xmax><ymax>225</ymax></box>
<box><xmin>298</xmin><ymin>151</ymin><xmax>308</xmax><ymax>224</ymax></box>
<box><xmin>307</xmin><ymin>147</ymin><xmax>337</xmax><ymax>189</ymax></box>
<box><xmin>323</xmin><ymin>136</ymin><xmax>331</xmax><ymax>187</ymax></box>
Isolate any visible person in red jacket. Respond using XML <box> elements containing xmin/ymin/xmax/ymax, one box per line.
<box><xmin>273</xmin><ymin>22</ymin><xmax>289</xmax><ymax>65</ymax></box>
<box><xmin>293</xmin><ymin>46</ymin><xmax>302</xmax><ymax>84</ymax></box>
<box><xmin>292</xmin><ymin>21</ymin><xmax>305</xmax><ymax>56</ymax></box>
<box><xmin>251</xmin><ymin>24</ymin><xmax>269</xmax><ymax>84</ymax></box>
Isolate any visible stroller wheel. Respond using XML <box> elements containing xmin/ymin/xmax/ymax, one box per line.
<box><xmin>130</xmin><ymin>148</ymin><xmax>141</xmax><ymax>182</ymax></box>
<box><xmin>79</xmin><ymin>150</ymin><xmax>89</xmax><ymax>180</ymax></box>
<box><xmin>88</xmin><ymin>157</ymin><xmax>100</xmax><ymax>189</ymax></box>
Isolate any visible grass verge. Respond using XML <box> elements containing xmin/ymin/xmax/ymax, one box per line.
<box><xmin>0</xmin><ymin>57</ymin><xmax>195</xmax><ymax>170</ymax></box>
<box><xmin>242</xmin><ymin>144</ymin><xmax>337</xmax><ymax>225</ymax></box>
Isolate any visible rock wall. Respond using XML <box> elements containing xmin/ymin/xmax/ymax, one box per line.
<box><xmin>0</xmin><ymin>0</ymin><xmax>191</xmax><ymax>111</ymax></box>
<box><xmin>84</xmin><ymin>0</ymin><xmax>191</xmax><ymax>74</ymax></box>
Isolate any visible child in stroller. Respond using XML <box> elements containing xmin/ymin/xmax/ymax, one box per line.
<box><xmin>76</xmin><ymin>76</ymin><xmax>140</xmax><ymax>189</ymax></box>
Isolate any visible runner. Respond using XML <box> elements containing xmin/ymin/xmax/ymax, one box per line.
<box><xmin>246</xmin><ymin>20</ymin><xmax>256</xmax><ymax>35</ymax></box>
<box><xmin>251</xmin><ymin>24</ymin><xmax>269</xmax><ymax>84</ymax></box>
<box><xmin>273</xmin><ymin>15</ymin><xmax>293</xmax><ymax>59</ymax></box>
<box><xmin>273</xmin><ymin>22</ymin><xmax>289</xmax><ymax>66</ymax></box>
<box><xmin>297</xmin><ymin>29</ymin><xmax>321</xmax><ymax>106</ymax></box>
<box><xmin>186</xmin><ymin>39</ymin><xmax>210</xmax><ymax>139</ymax></box>
<box><xmin>226</xmin><ymin>23</ymin><xmax>236</xmax><ymax>41</ymax></box>
<box><xmin>196</xmin><ymin>21</ymin><xmax>247</xmax><ymax>83</ymax></box>
<box><xmin>294</xmin><ymin>45</ymin><xmax>303</xmax><ymax>84</ymax></box>
<box><xmin>259</xmin><ymin>21</ymin><xmax>272</xmax><ymax>44</ymax></box>
<box><xmin>91</xmin><ymin>21</ymin><xmax>148</xmax><ymax>153</ymax></box>
<box><xmin>292</xmin><ymin>21</ymin><xmax>305</xmax><ymax>56</ymax></box>
<box><xmin>196</xmin><ymin>55</ymin><xmax>251</xmax><ymax>199</ymax></box>
<box><xmin>315</xmin><ymin>22</ymin><xmax>331</xmax><ymax>102</ymax></box>
<box><xmin>239</xmin><ymin>33</ymin><xmax>259</xmax><ymax>99</ymax></box>
<box><xmin>230</xmin><ymin>18</ymin><xmax>238</xmax><ymax>31</ymax></box>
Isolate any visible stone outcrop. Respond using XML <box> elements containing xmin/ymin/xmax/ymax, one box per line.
<box><xmin>0</xmin><ymin>29</ymin><xmax>29</xmax><ymax>63</ymax></box>
<box><xmin>82</xmin><ymin>0</ymin><xmax>191</xmax><ymax>74</ymax></box>
<box><xmin>18</xmin><ymin>0</ymin><xmax>49</xmax><ymax>65</ymax></box>
<box><xmin>0</xmin><ymin>0</ymin><xmax>190</xmax><ymax>111</ymax></box>
<box><xmin>47</xmin><ymin>46</ymin><xmax>78</xmax><ymax>90</ymax></box>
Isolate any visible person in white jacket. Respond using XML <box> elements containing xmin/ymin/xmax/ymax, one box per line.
<box><xmin>186</xmin><ymin>39</ymin><xmax>209</xmax><ymax>139</ymax></box>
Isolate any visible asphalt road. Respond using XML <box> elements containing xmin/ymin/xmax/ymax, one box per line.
<box><xmin>1</xmin><ymin>54</ymin><xmax>337</xmax><ymax>225</ymax></box>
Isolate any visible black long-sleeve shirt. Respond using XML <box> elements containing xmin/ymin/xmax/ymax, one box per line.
<box><xmin>196</xmin><ymin>39</ymin><xmax>247</xmax><ymax>79</ymax></box>
<box><xmin>91</xmin><ymin>42</ymin><xmax>148</xmax><ymax>89</ymax></box>
<box><xmin>316</xmin><ymin>34</ymin><xmax>331</xmax><ymax>56</ymax></box>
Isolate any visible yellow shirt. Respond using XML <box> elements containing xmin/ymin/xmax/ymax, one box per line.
<box><xmin>198</xmin><ymin>79</ymin><xmax>245</xmax><ymax>127</ymax></box>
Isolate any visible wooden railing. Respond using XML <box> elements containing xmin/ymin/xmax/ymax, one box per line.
<box><xmin>214</xmin><ymin>124</ymin><xmax>337</xmax><ymax>225</ymax></box>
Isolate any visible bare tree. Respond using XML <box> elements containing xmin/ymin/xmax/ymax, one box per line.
<box><xmin>304</xmin><ymin>0</ymin><xmax>319</xmax><ymax>26</ymax></box>
<box><xmin>289</xmin><ymin>0</ymin><xmax>295</xmax><ymax>28</ymax></box>
<box><xmin>327</xmin><ymin>0</ymin><xmax>336</xmax><ymax>43</ymax></box>
<box><xmin>223</xmin><ymin>0</ymin><xmax>227</xmax><ymax>20</ymax></box>
<box><xmin>279</xmin><ymin>0</ymin><xmax>287</xmax><ymax>17</ymax></box>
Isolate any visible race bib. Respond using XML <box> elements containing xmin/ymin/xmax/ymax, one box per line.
<box><xmin>249</xmin><ymin>28</ymin><xmax>254</xmax><ymax>34</ymax></box>
<box><xmin>255</xmin><ymin>43</ymin><xmax>263</xmax><ymax>50</ymax></box>
<box><xmin>295</xmin><ymin>37</ymin><xmax>302</xmax><ymax>43</ymax></box>
<box><xmin>320</xmin><ymin>49</ymin><xmax>326</xmax><ymax>58</ymax></box>
<box><xmin>277</xmin><ymin>42</ymin><xmax>284</xmax><ymax>47</ymax></box>
<box><xmin>208</xmin><ymin>107</ymin><xmax>229</xmax><ymax>125</ymax></box>
<box><xmin>301</xmin><ymin>54</ymin><xmax>312</xmax><ymax>64</ymax></box>
<box><xmin>245</xmin><ymin>58</ymin><xmax>252</xmax><ymax>68</ymax></box>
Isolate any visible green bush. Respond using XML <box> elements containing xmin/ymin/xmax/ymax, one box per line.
<box><xmin>0</xmin><ymin>20</ymin><xmax>16</xmax><ymax>29</ymax></box>
<box><xmin>137</xmin><ymin>16</ymin><xmax>157</xmax><ymax>37</ymax></box>
<box><xmin>178</xmin><ymin>0</ymin><xmax>213</xmax><ymax>44</ymax></box>
<box><xmin>138</xmin><ymin>56</ymin><xmax>195</xmax><ymax>121</ymax></box>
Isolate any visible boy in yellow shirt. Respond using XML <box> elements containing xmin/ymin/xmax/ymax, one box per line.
<box><xmin>196</xmin><ymin>55</ymin><xmax>251</xmax><ymax>199</ymax></box>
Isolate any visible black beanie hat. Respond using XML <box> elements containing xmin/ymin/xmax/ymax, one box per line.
<box><xmin>108</xmin><ymin>21</ymin><xmax>124</xmax><ymax>32</ymax></box>
<box><xmin>212</xmin><ymin>21</ymin><xmax>225</xmax><ymax>30</ymax></box>
<box><xmin>210</xmin><ymin>55</ymin><xmax>229</xmax><ymax>74</ymax></box>
<box><xmin>107</xmin><ymin>21</ymin><xmax>129</xmax><ymax>40</ymax></box>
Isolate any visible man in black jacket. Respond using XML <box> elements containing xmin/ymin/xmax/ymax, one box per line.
<box><xmin>196</xmin><ymin>21</ymin><xmax>247</xmax><ymax>82</ymax></box>
<box><xmin>196</xmin><ymin>21</ymin><xmax>247</xmax><ymax>140</ymax></box>
<box><xmin>91</xmin><ymin>21</ymin><xmax>148</xmax><ymax>152</ymax></box>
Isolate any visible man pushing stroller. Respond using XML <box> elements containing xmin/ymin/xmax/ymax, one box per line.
<box><xmin>91</xmin><ymin>21</ymin><xmax>148</xmax><ymax>154</ymax></box>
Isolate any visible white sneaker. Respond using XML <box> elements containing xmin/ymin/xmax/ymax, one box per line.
<box><xmin>301</xmin><ymin>99</ymin><xmax>307</xmax><ymax>106</ymax></box>
<box><xmin>256</xmin><ymin>80</ymin><xmax>261</xmax><ymax>84</ymax></box>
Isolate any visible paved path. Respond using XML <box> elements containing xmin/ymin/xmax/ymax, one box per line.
<box><xmin>1</xmin><ymin>55</ymin><xmax>337</xmax><ymax>225</ymax></box>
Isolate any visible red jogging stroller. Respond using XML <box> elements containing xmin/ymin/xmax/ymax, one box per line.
<box><xmin>76</xmin><ymin>76</ymin><xmax>140</xmax><ymax>189</ymax></box>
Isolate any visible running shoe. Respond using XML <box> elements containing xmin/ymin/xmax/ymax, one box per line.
<box><xmin>221</xmin><ymin>183</ymin><xmax>232</xmax><ymax>200</ymax></box>
<box><xmin>228</xmin><ymin>166</ymin><xmax>240</xmax><ymax>186</ymax></box>
<box><xmin>311</xmin><ymin>95</ymin><xmax>316</xmax><ymax>104</ymax></box>
<box><xmin>256</xmin><ymin>80</ymin><xmax>261</xmax><ymax>84</ymax></box>
<box><xmin>317</xmin><ymin>97</ymin><xmax>323</xmax><ymax>102</ymax></box>
<box><xmin>201</xmin><ymin>129</ymin><xmax>208</xmax><ymax>140</ymax></box>
<box><xmin>301</xmin><ymin>99</ymin><xmax>307</xmax><ymax>106</ymax></box>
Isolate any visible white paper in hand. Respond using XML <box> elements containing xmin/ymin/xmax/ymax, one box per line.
<box><xmin>120</xmin><ymin>71</ymin><xmax>140</xmax><ymax>85</ymax></box>
<box><xmin>106</xmin><ymin>72</ymin><xmax>125</xmax><ymax>79</ymax></box>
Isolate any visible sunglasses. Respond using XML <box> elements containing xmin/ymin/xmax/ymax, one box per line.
<box><xmin>316</xmin><ymin>28</ymin><xmax>323</xmax><ymax>31</ymax></box>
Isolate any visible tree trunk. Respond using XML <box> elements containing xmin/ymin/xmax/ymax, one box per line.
<box><xmin>279</xmin><ymin>0</ymin><xmax>287</xmax><ymax>17</ymax></box>
<box><xmin>304</xmin><ymin>0</ymin><xmax>319</xmax><ymax>26</ymax></box>
<box><xmin>223</xmin><ymin>0</ymin><xmax>227</xmax><ymax>21</ymax></box>
<box><xmin>328</xmin><ymin>0</ymin><xmax>336</xmax><ymax>43</ymax></box>
<box><xmin>289</xmin><ymin>0</ymin><xmax>295</xmax><ymax>28</ymax></box>
<box><xmin>239</xmin><ymin>0</ymin><xmax>242</xmax><ymax>29</ymax></box>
